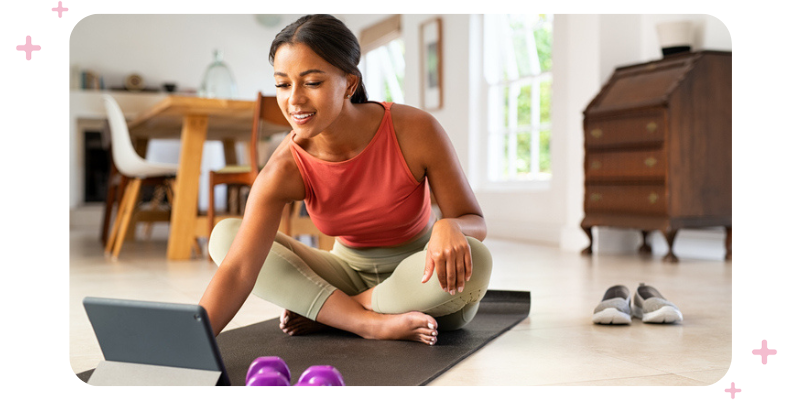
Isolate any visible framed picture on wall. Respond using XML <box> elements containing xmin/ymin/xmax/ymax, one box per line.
<box><xmin>420</xmin><ymin>17</ymin><xmax>443</xmax><ymax>110</ymax></box>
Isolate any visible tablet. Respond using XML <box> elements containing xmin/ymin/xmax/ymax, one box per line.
<box><xmin>83</xmin><ymin>297</ymin><xmax>230</xmax><ymax>386</ymax></box>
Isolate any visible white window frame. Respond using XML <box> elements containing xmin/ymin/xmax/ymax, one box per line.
<box><xmin>479</xmin><ymin>14</ymin><xmax>553</xmax><ymax>192</ymax></box>
<box><xmin>364</xmin><ymin>39</ymin><xmax>405</xmax><ymax>103</ymax></box>
<box><xmin>359</xmin><ymin>15</ymin><xmax>405</xmax><ymax>103</ymax></box>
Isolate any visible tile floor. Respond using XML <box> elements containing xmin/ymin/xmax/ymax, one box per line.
<box><xmin>69</xmin><ymin>225</ymin><xmax>731</xmax><ymax>386</ymax></box>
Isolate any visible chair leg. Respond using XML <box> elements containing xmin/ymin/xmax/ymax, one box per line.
<box><xmin>105</xmin><ymin>179</ymin><xmax>132</xmax><ymax>254</ymax></box>
<box><xmin>208</xmin><ymin>177</ymin><xmax>216</xmax><ymax>261</ymax></box>
<box><xmin>166</xmin><ymin>178</ymin><xmax>176</xmax><ymax>203</ymax></box>
<box><xmin>103</xmin><ymin>175</ymin><xmax>129</xmax><ymax>253</ymax></box>
<box><xmin>228</xmin><ymin>184</ymin><xmax>239</xmax><ymax>215</ymax></box>
<box><xmin>111</xmin><ymin>179</ymin><xmax>142</xmax><ymax>259</ymax></box>
<box><xmin>209</xmin><ymin>179</ymin><xmax>216</xmax><ymax>238</ymax></box>
<box><xmin>318</xmin><ymin>235</ymin><xmax>335</xmax><ymax>251</ymax></box>
<box><xmin>101</xmin><ymin>179</ymin><xmax>117</xmax><ymax>247</ymax></box>
<box><xmin>142</xmin><ymin>184</ymin><xmax>160</xmax><ymax>240</ymax></box>
<box><xmin>192</xmin><ymin>238</ymin><xmax>202</xmax><ymax>258</ymax></box>
<box><xmin>141</xmin><ymin>183</ymin><xmax>168</xmax><ymax>240</ymax></box>
<box><xmin>278</xmin><ymin>203</ymin><xmax>291</xmax><ymax>235</ymax></box>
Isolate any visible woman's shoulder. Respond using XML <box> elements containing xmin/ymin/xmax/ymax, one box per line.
<box><xmin>254</xmin><ymin>133</ymin><xmax>306</xmax><ymax>202</ymax></box>
<box><xmin>388</xmin><ymin>103</ymin><xmax>447</xmax><ymax>143</ymax></box>
<box><xmin>264</xmin><ymin>133</ymin><xmax>296</xmax><ymax>165</ymax></box>
<box><xmin>385</xmin><ymin>103</ymin><xmax>451</xmax><ymax>174</ymax></box>
<box><xmin>388</xmin><ymin>103</ymin><xmax>436</xmax><ymax>127</ymax></box>
<box><xmin>387</xmin><ymin>103</ymin><xmax>444</xmax><ymax>141</ymax></box>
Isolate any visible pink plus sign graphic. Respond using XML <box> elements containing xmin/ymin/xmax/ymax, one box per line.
<box><xmin>52</xmin><ymin>1</ymin><xmax>68</xmax><ymax>18</ymax></box>
<box><xmin>16</xmin><ymin>36</ymin><xmax>41</xmax><ymax>61</ymax></box>
<box><xmin>725</xmin><ymin>382</ymin><xmax>741</xmax><ymax>399</ymax></box>
<box><xmin>753</xmin><ymin>339</ymin><xmax>777</xmax><ymax>364</ymax></box>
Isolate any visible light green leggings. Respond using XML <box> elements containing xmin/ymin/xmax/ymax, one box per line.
<box><xmin>208</xmin><ymin>218</ymin><xmax>492</xmax><ymax>331</ymax></box>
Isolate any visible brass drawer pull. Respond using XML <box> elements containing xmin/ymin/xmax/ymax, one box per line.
<box><xmin>644</xmin><ymin>157</ymin><xmax>657</xmax><ymax>167</ymax></box>
<box><xmin>590</xmin><ymin>128</ymin><xmax>603</xmax><ymax>139</ymax></box>
<box><xmin>648</xmin><ymin>193</ymin><xmax>659</xmax><ymax>204</ymax></box>
<box><xmin>646</xmin><ymin>122</ymin><xmax>658</xmax><ymax>133</ymax></box>
<box><xmin>590</xmin><ymin>160</ymin><xmax>602</xmax><ymax>170</ymax></box>
<box><xmin>590</xmin><ymin>193</ymin><xmax>602</xmax><ymax>202</ymax></box>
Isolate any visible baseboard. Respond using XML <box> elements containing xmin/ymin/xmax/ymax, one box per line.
<box><xmin>70</xmin><ymin>204</ymin><xmax>104</xmax><ymax>229</ymax></box>
<box><xmin>487</xmin><ymin>219</ymin><xmax>727</xmax><ymax>260</ymax></box>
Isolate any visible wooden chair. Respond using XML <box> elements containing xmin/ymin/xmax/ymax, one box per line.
<box><xmin>99</xmin><ymin>126</ymin><xmax>162</xmax><ymax>247</ymax></box>
<box><xmin>207</xmin><ymin>92</ymin><xmax>291</xmax><ymax>239</ymax></box>
<box><xmin>102</xmin><ymin>95</ymin><xmax>179</xmax><ymax>259</ymax></box>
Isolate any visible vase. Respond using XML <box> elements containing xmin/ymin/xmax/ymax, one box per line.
<box><xmin>198</xmin><ymin>49</ymin><xmax>237</xmax><ymax>99</ymax></box>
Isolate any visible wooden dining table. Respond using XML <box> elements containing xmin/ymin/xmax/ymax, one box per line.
<box><xmin>127</xmin><ymin>95</ymin><xmax>289</xmax><ymax>260</ymax></box>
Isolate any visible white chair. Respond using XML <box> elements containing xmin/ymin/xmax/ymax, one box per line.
<box><xmin>103</xmin><ymin>94</ymin><xmax>179</xmax><ymax>259</ymax></box>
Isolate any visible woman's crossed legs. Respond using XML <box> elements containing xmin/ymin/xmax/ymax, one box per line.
<box><xmin>208</xmin><ymin>218</ymin><xmax>492</xmax><ymax>344</ymax></box>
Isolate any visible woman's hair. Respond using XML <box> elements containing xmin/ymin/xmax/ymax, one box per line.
<box><xmin>270</xmin><ymin>14</ymin><xmax>369</xmax><ymax>104</ymax></box>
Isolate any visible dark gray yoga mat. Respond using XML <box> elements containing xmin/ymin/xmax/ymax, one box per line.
<box><xmin>78</xmin><ymin>290</ymin><xmax>530</xmax><ymax>386</ymax></box>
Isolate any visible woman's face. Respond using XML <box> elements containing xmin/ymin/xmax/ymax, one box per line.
<box><xmin>273</xmin><ymin>43</ymin><xmax>355</xmax><ymax>139</ymax></box>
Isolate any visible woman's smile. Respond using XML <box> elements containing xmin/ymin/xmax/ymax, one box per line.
<box><xmin>290</xmin><ymin>111</ymin><xmax>317</xmax><ymax>125</ymax></box>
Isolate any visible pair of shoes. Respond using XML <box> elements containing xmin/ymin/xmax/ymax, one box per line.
<box><xmin>592</xmin><ymin>283</ymin><xmax>682</xmax><ymax>325</ymax></box>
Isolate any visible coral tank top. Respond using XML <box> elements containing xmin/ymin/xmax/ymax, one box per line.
<box><xmin>289</xmin><ymin>102</ymin><xmax>431</xmax><ymax>248</ymax></box>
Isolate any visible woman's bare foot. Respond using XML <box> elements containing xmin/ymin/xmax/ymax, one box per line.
<box><xmin>315</xmin><ymin>290</ymin><xmax>439</xmax><ymax>345</ymax></box>
<box><xmin>279</xmin><ymin>310</ymin><xmax>332</xmax><ymax>336</ymax></box>
<box><xmin>367</xmin><ymin>311</ymin><xmax>438</xmax><ymax>346</ymax></box>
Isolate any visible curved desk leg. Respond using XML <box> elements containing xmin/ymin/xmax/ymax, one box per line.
<box><xmin>581</xmin><ymin>226</ymin><xmax>593</xmax><ymax>256</ymax></box>
<box><xmin>638</xmin><ymin>230</ymin><xmax>652</xmax><ymax>254</ymax></box>
<box><xmin>725</xmin><ymin>226</ymin><xmax>732</xmax><ymax>261</ymax></box>
<box><xmin>661</xmin><ymin>228</ymin><xmax>679</xmax><ymax>263</ymax></box>
<box><xmin>167</xmin><ymin>114</ymin><xmax>208</xmax><ymax>260</ymax></box>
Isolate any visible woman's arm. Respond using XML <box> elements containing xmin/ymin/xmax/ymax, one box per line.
<box><xmin>199</xmin><ymin>141</ymin><xmax>305</xmax><ymax>336</ymax></box>
<box><xmin>392</xmin><ymin>105</ymin><xmax>486</xmax><ymax>295</ymax></box>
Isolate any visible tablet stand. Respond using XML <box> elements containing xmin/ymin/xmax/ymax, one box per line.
<box><xmin>88</xmin><ymin>360</ymin><xmax>226</xmax><ymax>386</ymax></box>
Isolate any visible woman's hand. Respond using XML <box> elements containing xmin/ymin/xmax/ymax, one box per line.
<box><xmin>421</xmin><ymin>219</ymin><xmax>473</xmax><ymax>295</ymax></box>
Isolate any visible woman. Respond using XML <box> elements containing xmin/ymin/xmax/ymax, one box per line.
<box><xmin>199</xmin><ymin>14</ymin><xmax>492</xmax><ymax>346</ymax></box>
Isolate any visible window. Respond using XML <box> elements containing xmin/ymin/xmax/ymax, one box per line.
<box><xmin>360</xmin><ymin>15</ymin><xmax>405</xmax><ymax>103</ymax></box>
<box><xmin>484</xmin><ymin>14</ymin><xmax>553</xmax><ymax>183</ymax></box>
<box><xmin>364</xmin><ymin>39</ymin><xmax>405</xmax><ymax>103</ymax></box>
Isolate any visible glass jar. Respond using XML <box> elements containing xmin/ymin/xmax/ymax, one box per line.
<box><xmin>198</xmin><ymin>49</ymin><xmax>237</xmax><ymax>99</ymax></box>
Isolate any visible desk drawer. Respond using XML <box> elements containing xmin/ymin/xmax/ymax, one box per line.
<box><xmin>585</xmin><ymin>111</ymin><xmax>665</xmax><ymax>148</ymax></box>
<box><xmin>585</xmin><ymin>148</ymin><xmax>666</xmax><ymax>181</ymax></box>
<box><xmin>585</xmin><ymin>185</ymin><xmax>667</xmax><ymax>215</ymax></box>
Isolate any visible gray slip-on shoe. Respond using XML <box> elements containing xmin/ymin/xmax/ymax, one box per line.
<box><xmin>592</xmin><ymin>285</ymin><xmax>632</xmax><ymax>325</ymax></box>
<box><xmin>632</xmin><ymin>283</ymin><xmax>683</xmax><ymax>324</ymax></box>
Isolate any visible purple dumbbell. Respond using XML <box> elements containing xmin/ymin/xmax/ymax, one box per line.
<box><xmin>245</xmin><ymin>356</ymin><xmax>291</xmax><ymax>386</ymax></box>
<box><xmin>295</xmin><ymin>365</ymin><xmax>345</xmax><ymax>386</ymax></box>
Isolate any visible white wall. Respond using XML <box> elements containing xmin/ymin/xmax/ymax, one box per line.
<box><xmin>70</xmin><ymin>14</ymin><xmax>306</xmax><ymax>98</ymax></box>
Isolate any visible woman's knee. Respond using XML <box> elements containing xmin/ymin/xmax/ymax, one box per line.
<box><xmin>436</xmin><ymin>302</ymin><xmax>480</xmax><ymax>331</ymax></box>
<box><xmin>466</xmin><ymin>236</ymin><xmax>492</xmax><ymax>289</ymax></box>
<box><xmin>208</xmin><ymin>218</ymin><xmax>243</xmax><ymax>266</ymax></box>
